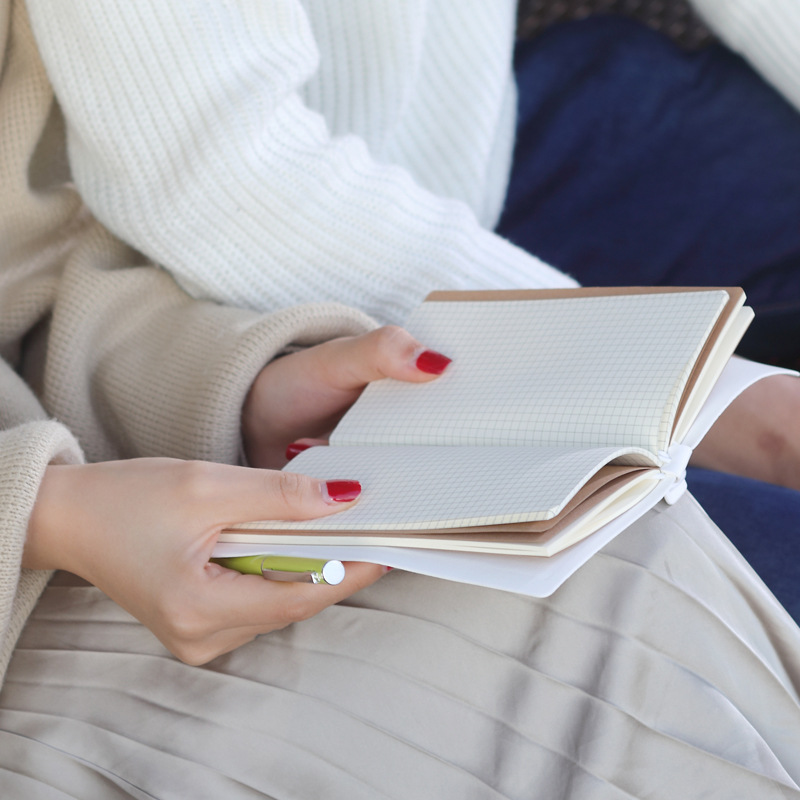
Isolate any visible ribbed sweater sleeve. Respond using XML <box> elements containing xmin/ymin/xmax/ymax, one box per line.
<box><xmin>25</xmin><ymin>0</ymin><xmax>575</xmax><ymax>327</ymax></box>
<box><xmin>0</xmin><ymin>359</ymin><xmax>83</xmax><ymax>687</ymax></box>
<box><xmin>40</xmin><ymin>222</ymin><xmax>377</xmax><ymax>465</ymax></box>
<box><xmin>691</xmin><ymin>0</ymin><xmax>800</xmax><ymax>112</ymax></box>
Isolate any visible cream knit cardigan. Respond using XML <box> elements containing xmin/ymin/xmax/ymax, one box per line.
<box><xmin>0</xmin><ymin>0</ymin><xmax>377</xmax><ymax>684</ymax></box>
<box><xmin>1</xmin><ymin>0</ymin><xmax>799</xmax><ymax>685</ymax></box>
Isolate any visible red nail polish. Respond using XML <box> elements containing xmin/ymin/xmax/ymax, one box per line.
<box><xmin>416</xmin><ymin>349</ymin><xmax>452</xmax><ymax>375</ymax></box>
<box><xmin>324</xmin><ymin>480</ymin><xmax>362</xmax><ymax>503</ymax></box>
<box><xmin>286</xmin><ymin>442</ymin><xmax>312</xmax><ymax>461</ymax></box>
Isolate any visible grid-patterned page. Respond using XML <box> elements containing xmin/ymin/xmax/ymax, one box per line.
<box><xmin>235</xmin><ymin>443</ymin><xmax>657</xmax><ymax>530</ymax></box>
<box><xmin>332</xmin><ymin>292</ymin><xmax>729</xmax><ymax>454</ymax></box>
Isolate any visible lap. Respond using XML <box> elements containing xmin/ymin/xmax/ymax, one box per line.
<box><xmin>687</xmin><ymin>467</ymin><xmax>800</xmax><ymax>623</ymax></box>
<box><xmin>2</xmin><ymin>496</ymin><xmax>800</xmax><ymax>798</ymax></box>
<box><xmin>497</xmin><ymin>17</ymin><xmax>800</xmax><ymax>365</ymax></box>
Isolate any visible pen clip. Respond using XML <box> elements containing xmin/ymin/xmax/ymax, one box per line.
<box><xmin>259</xmin><ymin>558</ymin><xmax>346</xmax><ymax>586</ymax></box>
<box><xmin>259</xmin><ymin>565</ymin><xmax>325</xmax><ymax>584</ymax></box>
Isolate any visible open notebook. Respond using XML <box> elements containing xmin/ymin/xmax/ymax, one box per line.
<box><xmin>214</xmin><ymin>287</ymin><xmax>792</xmax><ymax>596</ymax></box>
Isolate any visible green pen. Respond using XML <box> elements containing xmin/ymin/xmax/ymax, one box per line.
<box><xmin>211</xmin><ymin>555</ymin><xmax>346</xmax><ymax>586</ymax></box>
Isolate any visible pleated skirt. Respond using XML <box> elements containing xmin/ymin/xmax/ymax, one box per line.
<box><xmin>2</xmin><ymin>494</ymin><xmax>800</xmax><ymax>799</ymax></box>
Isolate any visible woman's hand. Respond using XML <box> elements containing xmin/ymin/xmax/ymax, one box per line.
<box><xmin>242</xmin><ymin>326</ymin><xmax>451</xmax><ymax>469</ymax></box>
<box><xmin>24</xmin><ymin>458</ymin><xmax>384</xmax><ymax>665</ymax></box>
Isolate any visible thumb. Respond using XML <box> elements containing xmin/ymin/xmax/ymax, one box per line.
<box><xmin>190</xmin><ymin>463</ymin><xmax>361</xmax><ymax>526</ymax></box>
<box><xmin>316</xmin><ymin>325</ymin><xmax>453</xmax><ymax>390</ymax></box>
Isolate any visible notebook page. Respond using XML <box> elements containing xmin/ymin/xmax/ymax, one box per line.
<box><xmin>333</xmin><ymin>292</ymin><xmax>729</xmax><ymax>454</ymax></box>
<box><xmin>233</xmin><ymin>443</ymin><xmax>657</xmax><ymax>531</ymax></box>
<box><xmin>222</xmin><ymin>473</ymin><xmax>661</xmax><ymax>556</ymax></box>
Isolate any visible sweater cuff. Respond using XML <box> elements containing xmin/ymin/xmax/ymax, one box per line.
<box><xmin>149</xmin><ymin>300</ymin><xmax>379</xmax><ymax>466</ymax></box>
<box><xmin>0</xmin><ymin>420</ymin><xmax>83</xmax><ymax>686</ymax></box>
<box><xmin>42</xmin><ymin>225</ymin><xmax>378</xmax><ymax>465</ymax></box>
<box><xmin>691</xmin><ymin>0</ymin><xmax>800</xmax><ymax>112</ymax></box>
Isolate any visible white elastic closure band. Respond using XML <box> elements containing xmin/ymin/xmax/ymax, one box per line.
<box><xmin>658</xmin><ymin>443</ymin><xmax>692</xmax><ymax>505</ymax></box>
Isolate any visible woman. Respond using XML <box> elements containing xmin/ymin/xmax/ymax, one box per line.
<box><xmin>20</xmin><ymin>0</ymin><xmax>800</xmax><ymax>488</ymax></box>
<box><xmin>19</xmin><ymin>0</ymin><xmax>800</xmax><ymax>608</ymax></box>
<box><xmin>5</xmin><ymin>322</ymin><xmax>800</xmax><ymax>795</ymax></box>
<box><xmin>2</xmin><ymin>1</ymin><xmax>800</xmax><ymax>795</ymax></box>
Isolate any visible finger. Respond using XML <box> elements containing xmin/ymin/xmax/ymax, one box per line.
<box><xmin>204</xmin><ymin>561</ymin><xmax>387</xmax><ymax>633</ymax></box>
<box><xmin>285</xmin><ymin>438</ymin><xmax>328</xmax><ymax>461</ymax></box>
<box><xmin>182</xmin><ymin>461</ymin><xmax>362</xmax><ymax>526</ymax></box>
<box><xmin>299</xmin><ymin>326</ymin><xmax>452</xmax><ymax>392</ymax></box>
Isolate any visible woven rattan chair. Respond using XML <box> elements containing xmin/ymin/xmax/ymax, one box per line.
<box><xmin>517</xmin><ymin>0</ymin><xmax>715</xmax><ymax>50</ymax></box>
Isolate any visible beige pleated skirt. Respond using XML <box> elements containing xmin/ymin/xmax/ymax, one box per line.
<box><xmin>1</xmin><ymin>494</ymin><xmax>800</xmax><ymax>799</ymax></box>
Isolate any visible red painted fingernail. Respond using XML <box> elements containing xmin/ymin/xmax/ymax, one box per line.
<box><xmin>415</xmin><ymin>349</ymin><xmax>452</xmax><ymax>375</ymax></box>
<box><xmin>286</xmin><ymin>442</ymin><xmax>312</xmax><ymax>461</ymax></box>
<box><xmin>323</xmin><ymin>480</ymin><xmax>362</xmax><ymax>503</ymax></box>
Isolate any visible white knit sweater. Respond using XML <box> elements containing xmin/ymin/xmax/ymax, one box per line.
<box><xmin>24</xmin><ymin>0</ymin><xmax>800</xmax><ymax>326</ymax></box>
<box><xmin>26</xmin><ymin>0</ymin><xmax>577</xmax><ymax>326</ymax></box>
<box><xmin>3</xmin><ymin>0</ymin><xmax>800</xmax><ymax>687</ymax></box>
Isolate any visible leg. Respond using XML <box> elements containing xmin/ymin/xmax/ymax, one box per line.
<box><xmin>2</xmin><ymin>503</ymin><xmax>800</xmax><ymax>797</ymax></box>
<box><xmin>692</xmin><ymin>372</ymin><xmax>800</xmax><ymax>491</ymax></box>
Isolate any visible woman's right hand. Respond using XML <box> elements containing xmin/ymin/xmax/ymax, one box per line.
<box><xmin>24</xmin><ymin>458</ymin><xmax>385</xmax><ymax>665</ymax></box>
<box><xmin>242</xmin><ymin>325</ymin><xmax>452</xmax><ymax>469</ymax></box>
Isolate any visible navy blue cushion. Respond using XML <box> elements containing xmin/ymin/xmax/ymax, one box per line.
<box><xmin>687</xmin><ymin>468</ymin><xmax>800</xmax><ymax>623</ymax></box>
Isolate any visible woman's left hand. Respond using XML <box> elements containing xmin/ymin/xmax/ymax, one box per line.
<box><xmin>25</xmin><ymin>458</ymin><xmax>383</xmax><ymax>665</ymax></box>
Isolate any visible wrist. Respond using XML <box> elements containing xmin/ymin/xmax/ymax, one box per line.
<box><xmin>241</xmin><ymin>364</ymin><xmax>291</xmax><ymax>470</ymax></box>
<box><xmin>23</xmin><ymin>464</ymin><xmax>85</xmax><ymax>573</ymax></box>
<box><xmin>241</xmin><ymin>376</ymin><xmax>270</xmax><ymax>468</ymax></box>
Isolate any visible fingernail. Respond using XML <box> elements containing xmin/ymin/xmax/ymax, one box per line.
<box><xmin>323</xmin><ymin>479</ymin><xmax>362</xmax><ymax>504</ymax></box>
<box><xmin>383</xmin><ymin>566</ymin><xmax>394</xmax><ymax>573</ymax></box>
<box><xmin>415</xmin><ymin>349</ymin><xmax>452</xmax><ymax>375</ymax></box>
<box><xmin>285</xmin><ymin>442</ymin><xmax>312</xmax><ymax>461</ymax></box>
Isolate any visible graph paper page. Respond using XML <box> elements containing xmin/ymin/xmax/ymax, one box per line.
<box><xmin>237</xmin><ymin>443</ymin><xmax>656</xmax><ymax>530</ymax></box>
<box><xmin>332</xmin><ymin>292</ymin><xmax>729</xmax><ymax>455</ymax></box>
